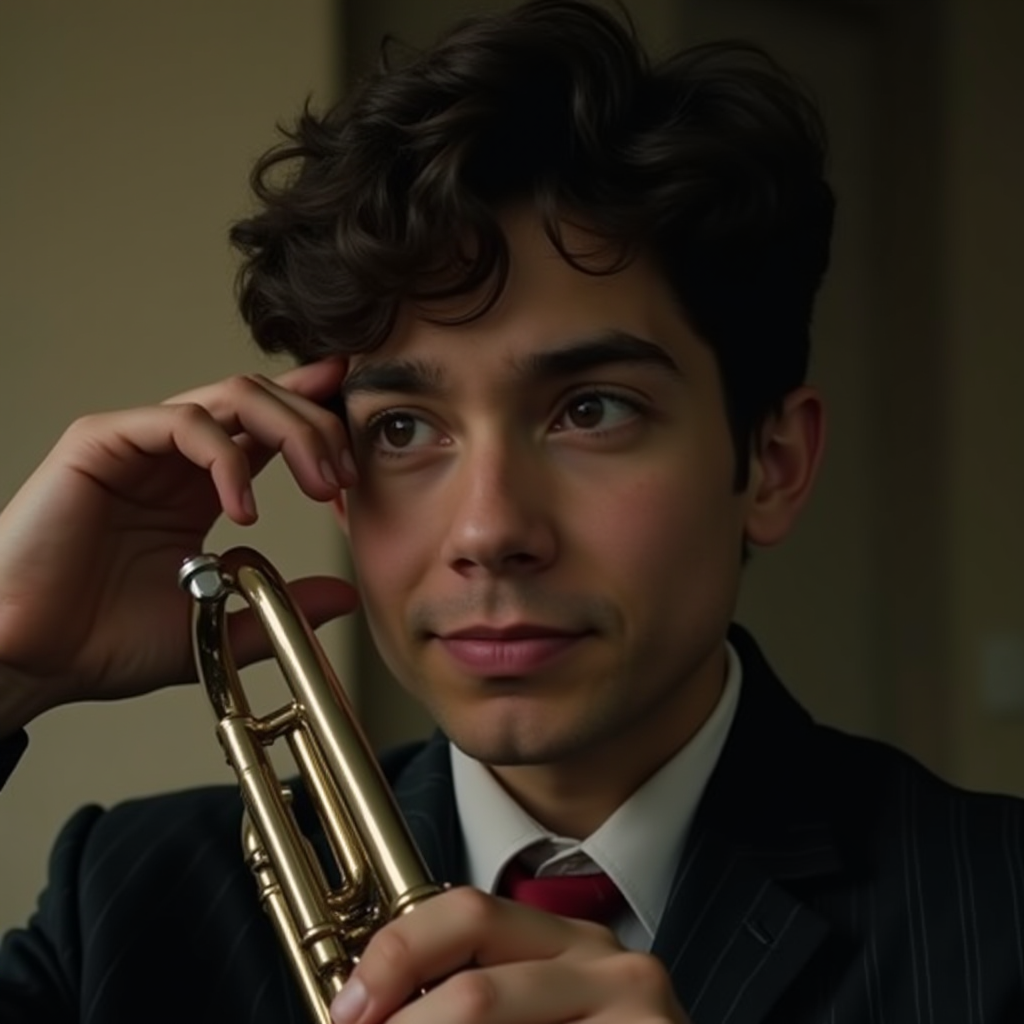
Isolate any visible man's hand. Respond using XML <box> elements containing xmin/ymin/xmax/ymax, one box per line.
<box><xmin>330</xmin><ymin>887</ymin><xmax>691</xmax><ymax>1024</ymax></box>
<box><xmin>0</xmin><ymin>357</ymin><xmax>358</xmax><ymax>734</ymax></box>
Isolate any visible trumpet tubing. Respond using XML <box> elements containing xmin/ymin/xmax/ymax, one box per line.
<box><xmin>179</xmin><ymin>547</ymin><xmax>442</xmax><ymax>1024</ymax></box>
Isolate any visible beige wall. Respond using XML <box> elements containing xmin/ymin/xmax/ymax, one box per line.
<box><xmin>861</xmin><ymin>0</ymin><xmax>1024</xmax><ymax>792</ymax></box>
<box><xmin>0</xmin><ymin>2</ymin><xmax>342</xmax><ymax>929</ymax></box>
<box><xmin>944</xmin><ymin>0</ymin><xmax>1024</xmax><ymax>791</ymax></box>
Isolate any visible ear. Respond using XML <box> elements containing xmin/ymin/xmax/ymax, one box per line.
<box><xmin>743</xmin><ymin>386</ymin><xmax>825</xmax><ymax>548</ymax></box>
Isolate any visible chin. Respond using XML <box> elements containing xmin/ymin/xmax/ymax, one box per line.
<box><xmin>445</xmin><ymin>711</ymin><xmax>593</xmax><ymax>768</ymax></box>
<box><xmin>447</xmin><ymin>729</ymin><xmax>537</xmax><ymax>767</ymax></box>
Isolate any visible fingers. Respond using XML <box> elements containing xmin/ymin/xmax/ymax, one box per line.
<box><xmin>384</xmin><ymin>959</ymin><xmax>591</xmax><ymax>1024</ymax></box>
<box><xmin>330</xmin><ymin>888</ymin><xmax>617</xmax><ymax>1024</ymax></box>
<box><xmin>117</xmin><ymin>403</ymin><xmax>267</xmax><ymax>523</ymax></box>
<box><xmin>158</xmin><ymin>358</ymin><xmax>356</xmax><ymax>521</ymax></box>
<box><xmin>328</xmin><ymin>888</ymin><xmax>689</xmax><ymax>1024</ymax></box>
<box><xmin>166</xmin><ymin>354</ymin><xmax>347</xmax><ymax>409</ymax></box>
<box><xmin>379</xmin><ymin>888</ymin><xmax>577</xmax><ymax>988</ymax></box>
<box><xmin>378</xmin><ymin>952</ymin><xmax>682</xmax><ymax>1024</ymax></box>
<box><xmin>56</xmin><ymin>358</ymin><xmax>354</xmax><ymax>526</ymax></box>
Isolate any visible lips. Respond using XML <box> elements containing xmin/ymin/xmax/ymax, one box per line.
<box><xmin>435</xmin><ymin>624</ymin><xmax>589</xmax><ymax>676</ymax></box>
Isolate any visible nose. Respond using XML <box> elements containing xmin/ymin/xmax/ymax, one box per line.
<box><xmin>440</xmin><ymin>438</ymin><xmax>558</xmax><ymax>577</ymax></box>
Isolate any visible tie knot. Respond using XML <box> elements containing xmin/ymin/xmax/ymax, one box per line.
<box><xmin>498</xmin><ymin>859</ymin><xmax>625</xmax><ymax>924</ymax></box>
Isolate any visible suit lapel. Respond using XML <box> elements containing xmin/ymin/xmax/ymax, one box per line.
<box><xmin>654</xmin><ymin>831</ymin><xmax>833</xmax><ymax>1024</ymax></box>
<box><xmin>388</xmin><ymin>733</ymin><xmax>468</xmax><ymax>886</ymax></box>
<box><xmin>653</xmin><ymin>627</ymin><xmax>844</xmax><ymax>1024</ymax></box>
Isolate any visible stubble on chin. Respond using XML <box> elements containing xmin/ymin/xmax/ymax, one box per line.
<box><xmin>439</xmin><ymin>687</ymin><xmax>620</xmax><ymax>770</ymax></box>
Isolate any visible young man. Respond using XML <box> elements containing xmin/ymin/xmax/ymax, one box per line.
<box><xmin>0</xmin><ymin>2</ymin><xmax>1021</xmax><ymax>1023</ymax></box>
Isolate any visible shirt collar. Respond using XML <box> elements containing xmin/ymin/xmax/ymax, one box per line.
<box><xmin>450</xmin><ymin>641</ymin><xmax>742</xmax><ymax>941</ymax></box>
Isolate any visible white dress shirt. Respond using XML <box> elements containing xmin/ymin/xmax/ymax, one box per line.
<box><xmin>450</xmin><ymin>641</ymin><xmax>742</xmax><ymax>950</ymax></box>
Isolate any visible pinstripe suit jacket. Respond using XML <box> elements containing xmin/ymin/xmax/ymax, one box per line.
<box><xmin>2</xmin><ymin>627</ymin><xmax>1023</xmax><ymax>1023</ymax></box>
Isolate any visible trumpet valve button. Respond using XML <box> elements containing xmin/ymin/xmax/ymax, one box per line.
<box><xmin>178</xmin><ymin>554</ymin><xmax>229</xmax><ymax>602</ymax></box>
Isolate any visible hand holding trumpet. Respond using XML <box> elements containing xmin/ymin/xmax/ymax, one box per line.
<box><xmin>329</xmin><ymin>887</ymin><xmax>692</xmax><ymax>1024</ymax></box>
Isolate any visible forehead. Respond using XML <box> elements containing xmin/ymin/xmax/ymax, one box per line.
<box><xmin>346</xmin><ymin>210</ymin><xmax>701</xmax><ymax>385</ymax></box>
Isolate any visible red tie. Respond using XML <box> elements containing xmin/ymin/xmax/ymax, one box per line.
<box><xmin>498</xmin><ymin>859</ymin><xmax>625</xmax><ymax>924</ymax></box>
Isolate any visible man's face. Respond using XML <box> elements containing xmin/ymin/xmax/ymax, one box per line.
<box><xmin>340</xmin><ymin>211</ymin><xmax>758</xmax><ymax>791</ymax></box>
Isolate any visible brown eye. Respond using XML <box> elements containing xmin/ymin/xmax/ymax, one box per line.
<box><xmin>554</xmin><ymin>391</ymin><xmax>642</xmax><ymax>435</ymax></box>
<box><xmin>381</xmin><ymin>415</ymin><xmax>416</xmax><ymax>448</ymax></box>
<box><xmin>367</xmin><ymin>411</ymin><xmax>445</xmax><ymax>454</ymax></box>
<box><xmin>566</xmin><ymin>396</ymin><xmax>606</xmax><ymax>429</ymax></box>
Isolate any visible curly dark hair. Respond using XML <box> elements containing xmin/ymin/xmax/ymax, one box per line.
<box><xmin>230</xmin><ymin>0</ymin><xmax>834</xmax><ymax>487</ymax></box>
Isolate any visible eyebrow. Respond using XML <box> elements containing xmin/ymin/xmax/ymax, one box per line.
<box><xmin>341</xmin><ymin>330</ymin><xmax>682</xmax><ymax>402</ymax></box>
<box><xmin>342</xmin><ymin>358</ymin><xmax>446</xmax><ymax>401</ymax></box>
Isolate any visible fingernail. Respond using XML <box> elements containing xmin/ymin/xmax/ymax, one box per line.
<box><xmin>241</xmin><ymin>487</ymin><xmax>258</xmax><ymax>520</ymax></box>
<box><xmin>321</xmin><ymin>459</ymin><xmax>340</xmax><ymax>489</ymax></box>
<box><xmin>340</xmin><ymin>449</ymin><xmax>358</xmax><ymax>482</ymax></box>
<box><xmin>330</xmin><ymin>977</ymin><xmax>367</xmax><ymax>1024</ymax></box>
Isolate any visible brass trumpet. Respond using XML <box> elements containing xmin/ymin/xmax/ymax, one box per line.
<box><xmin>179</xmin><ymin>547</ymin><xmax>442</xmax><ymax>1024</ymax></box>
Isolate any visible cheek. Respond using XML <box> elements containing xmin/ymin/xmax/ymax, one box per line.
<box><xmin>345</xmin><ymin>500</ymin><xmax>423</xmax><ymax>627</ymax></box>
<box><xmin>584</xmin><ymin>469</ymin><xmax>744</xmax><ymax>602</ymax></box>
